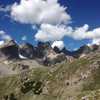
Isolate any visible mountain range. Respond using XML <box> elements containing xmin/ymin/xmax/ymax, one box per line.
<box><xmin>0</xmin><ymin>39</ymin><xmax>100</xmax><ymax>100</ymax></box>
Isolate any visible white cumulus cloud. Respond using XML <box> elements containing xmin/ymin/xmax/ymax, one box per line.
<box><xmin>88</xmin><ymin>39</ymin><xmax>100</xmax><ymax>45</ymax></box>
<box><xmin>35</xmin><ymin>24</ymin><xmax>100</xmax><ymax>43</ymax></box>
<box><xmin>0</xmin><ymin>30</ymin><xmax>12</xmax><ymax>40</ymax></box>
<box><xmin>21</xmin><ymin>35</ymin><xmax>27</xmax><ymax>41</ymax></box>
<box><xmin>0</xmin><ymin>41</ymin><xmax>4</xmax><ymax>45</ymax></box>
<box><xmin>51</xmin><ymin>41</ymin><xmax>65</xmax><ymax>50</ymax></box>
<box><xmin>35</xmin><ymin>24</ymin><xmax>72</xmax><ymax>42</ymax></box>
<box><xmin>0</xmin><ymin>5</ymin><xmax>11</xmax><ymax>12</ymax></box>
<box><xmin>11</xmin><ymin>0</ymin><xmax>71</xmax><ymax>25</ymax></box>
<box><xmin>2</xmin><ymin>0</ymin><xmax>100</xmax><ymax>46</ymax></box>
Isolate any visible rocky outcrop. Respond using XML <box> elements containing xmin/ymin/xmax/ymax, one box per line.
<box><xmin>36</xmin><ymin>42</ymin><xmax>51</xmax><ymax>58</ymax></box>
<box><xmin>43</xmin><ymin>51</ymin><xmax>67</xmax><ymax>66</ymax></box>
<box><xmin>53</xmin><ymin>46</ymin><xmax>61</xmax><ymax>53</ymax></box>
<box><xmin>0</xmin><ymin>40</ymin><xmax>19</xmax><ymax>60</ymax></box>
<box><xmin>19</xmin><ymin>43</ymin><xmax>35</xmax><ymax>59</ymax></box>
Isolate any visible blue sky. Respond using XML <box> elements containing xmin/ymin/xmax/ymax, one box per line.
<box><xmin>0</xmin><ymin>0</ymin><xmax>100</xmax><ymax>50</ymax></box>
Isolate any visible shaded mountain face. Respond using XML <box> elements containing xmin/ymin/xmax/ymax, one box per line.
<box><xmin>76</xmin><ymin>44</ymin><xmax>100</xmax><ymax>57</ymax></box>
<box><xmin>18</xmin><ymin>42</ymin><xmax>67</xmax><ymax>66</ymax></box>
<box><xmin>0</xmin><ymin>40</ymin><xmax>19</xmax><ymax>60</ymax></box>
<box><xmin>72</xmin><ymin>45</ymin><xmax>91</xmax><ymax>58</ymax></box>
<box><xmin>36</xmin><ymin>42</ymin><xmax>52</xmax><ymax>58</ymax></box>
<box><xmin>61</xmin><ymin>45</ymin><xmax>99</xmax><ymax>58</ymax></box>
<box><xmin>53</xmin><ymin>45</ymin><xmax>92</xmax><ymax>58</ymax></box>
<box><xmin>78</xmin><ymin>45</ymin><xmax>91</xmax><ymax>53</ymax></box>
<box><xmin>37</xmin><ymin>42</ymin><xmax>51</xmax><ymax>50</ymax></box>
<box><xmin>19</xmin><ymin>42</ymin><xmax>47</xmax><ymax>59</ymax></box>
<box><xmin>19</xmin><ymin>43</ymin><xmax>35</xmax><ymax>59</ymax></box>
<box><xmin>89</xmin><ymin>44</ymin><xmax>99</xmax><ymax>51</ymax></box>
<box><xmin>0</xmin><ymin>39</ymin><xmax>100</xmax><ymax>65</ymax></box>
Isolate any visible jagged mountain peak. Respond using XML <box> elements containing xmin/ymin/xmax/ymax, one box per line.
<box><xmin>1</xmin><ymin>39</ymin><xmax>100</xmax><ymax>65</ymax></box>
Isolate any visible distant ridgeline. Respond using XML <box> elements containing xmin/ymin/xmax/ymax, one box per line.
<box><xmin>0</xmin><ymin>39</ymin><xmax>100</xmax><ymax>66</ymax></box>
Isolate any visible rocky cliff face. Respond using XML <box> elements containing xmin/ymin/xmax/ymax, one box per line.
<box><xmin>1</xmin><ymin>39</ymin><xmax>100</xmax><ymax>65</ymax></box>
<box><xmin>19</xmin><ymin>43</ymin><xmax>36</xmax><ymax>59</ymax></box>
<box><xmin>0</xmin><ymin>40</ymin><xmax>19</xmax><ymax>60</ymax></box>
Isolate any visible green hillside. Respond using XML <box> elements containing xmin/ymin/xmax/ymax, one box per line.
<box><xmin>0</xmin><ymin>53</ymin><xmax>100</xmax><ymax>100</ymax></box>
